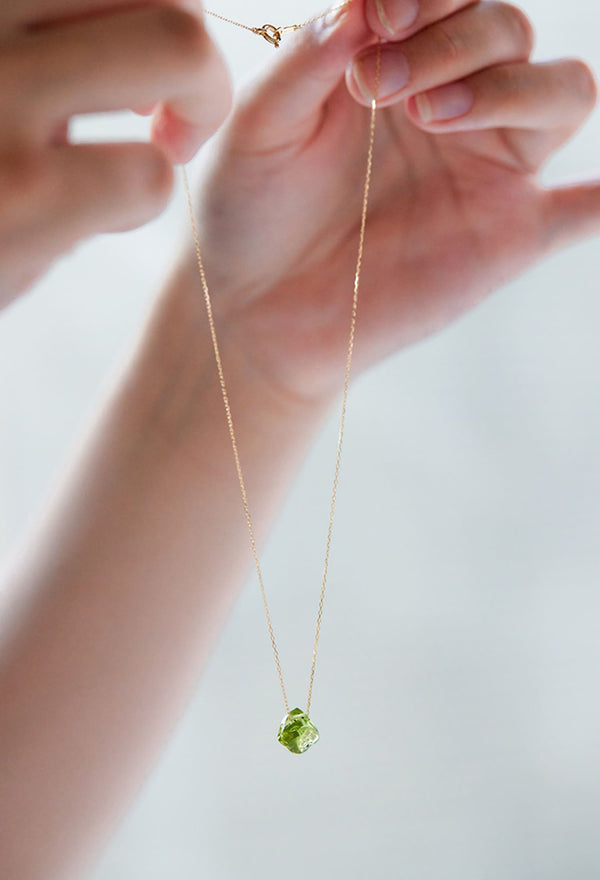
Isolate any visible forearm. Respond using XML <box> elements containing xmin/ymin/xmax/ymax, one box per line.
<box><xmin>0</xmin><ymin>262</ymin><xmax>327</xmax><ymax>880</ymax></box>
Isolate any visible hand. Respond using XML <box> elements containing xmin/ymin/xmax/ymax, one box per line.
<box><xmin>193</xmin><ymin>0</ymin><xmax>598</xmax><ymax>403</ymax></box>
<box><xmin>0</xmin><ymin>0</ymin><xmax>231</xmax><ymax>308</ymax></box>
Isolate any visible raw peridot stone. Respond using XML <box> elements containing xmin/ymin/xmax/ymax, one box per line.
<box><xmin>277</xmin><ymin>708</ymin><xmax>320</xmax><ymax>754</ymax></box>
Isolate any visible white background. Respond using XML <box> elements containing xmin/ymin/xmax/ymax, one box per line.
<box><xmin>2</xmin><ymin>1</ymin><xmax>600</xmax><ymax>878</ymax></box>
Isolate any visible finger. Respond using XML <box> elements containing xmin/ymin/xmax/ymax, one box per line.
<box><xmin>347</xmin><ymin>1</ymin><xmax>534</xmax><ymax>106</ymax></box>
<box><xmin>364</xmin><ymin>0</ymin><xmax>479</xmax><ymax>41</ymax></box>
<box><xmin>228</xmin><ymin>1</ymin><xmax>374</xmax><ymax>150</ymax></box>
<box><xmin>57</xmin><ymin>143</ymin><xmax>175</xmax><ymax>234</ymax></box>
<box><xmin>2</xmin><ymin>143</ymin><xmax>173</xmax><ymax>253</ymax></box>
<box><xmin>0</xmin><ymin>141</ymin><xmax>172</xmax><ymax>304</ymax></box>
<box><xmin>406</xmin><ymin>59</ymin><xmax>597</xmax><ymax>167</ymax></box>
<box><xmin>407</xmin><ymin>58</ymin><xmax>597</xmax><ymax>131</ymax></box>
<box><xmin>8</xmin><ymin>5</ymin><xmax>231</xmax><ymax>162</ymax></box>
<box><xmin>132</xmin><ymin>104</ymin><xmax>158</xmax><ymax>117</ymax></box>
<box><xmin>545</xmin><ymin>180</ymin><xmax>600</xmax><ymax>251</ymax></box>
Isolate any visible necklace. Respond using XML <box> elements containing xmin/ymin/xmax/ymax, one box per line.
<box><xmin>204</xmin><ymin>1</ymin><xmax>352</xmax><ymax>48</ymax></box>
<box><xmin>183</xmin><ymin>3</ymin><xmax>382</xmax><ymax>754</ymax></box>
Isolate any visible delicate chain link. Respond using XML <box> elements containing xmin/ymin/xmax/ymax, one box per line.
<box><xmin>183</xmin><ymin>36</ymin><xmax>382</xmax><ymax>719</ymax></box>
<box><xmin>203</xmin><ymin>9</ymin><xmax>258</xmax><ymax>33</ymax></box>
<box><xmin>182</xmin><ymin>170</ymin><xmax>290</xmax><ymax>716</ymax></box>
<box><xmin>205</xmin><ymin>1</ymin><xmax>353</xmax><ymax>46</ymax></box>
<box><xmin>279</xmin><ymin>0</ymin><xmax>352</xmax><ymax>31</ymax></box>
<box><xmin>306</xmin><ymin>44</ymin><xmax>381</xmax><ymax>718</ymax></box>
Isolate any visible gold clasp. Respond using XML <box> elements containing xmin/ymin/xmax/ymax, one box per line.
<box><xmin>253</xmin><ymin>23</ymin><xmax>282</xmax><ymax>47</ymax></box>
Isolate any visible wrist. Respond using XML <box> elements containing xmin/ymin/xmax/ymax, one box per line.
<box><xmin>165</xmin><ymin>250</ymin><xmax>334</xmax><ymax>403</ymax></box>
<box><xmin>134</xmin><ymin>260</ymin><xmax>332</xmax><ymax>446</ymax></box>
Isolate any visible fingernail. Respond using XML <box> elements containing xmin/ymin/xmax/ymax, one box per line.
<box><xmin>415</xmin><ymin>83</ymin><xmax>474</xmax><ymax>122</ymax></box>
<box><xmin>353</xmin><ymin>49</ymin><xmax>410</xmax><ymax>101</ymax></box>
<box><xmin>375</xmin><ymin>0</ymin><xmax>419</xmax><ymax>35</ymax></box>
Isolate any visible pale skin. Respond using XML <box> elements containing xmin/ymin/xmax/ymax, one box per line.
<box><xmin>0</xmin><ymin>0</ymin><xmax>598</xmax><ymax>877</ymax></box>
<box><xmin>0</xmin><ymin>0</ymin><xmax>232</xmax><ymax>304</ymax></box>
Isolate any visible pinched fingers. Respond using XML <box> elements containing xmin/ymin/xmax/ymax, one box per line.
<box><xmin>348</xmin><ymin>0</ymin><xmax>597</xmax><ymax>171</ymax></box>
<box><xmin>0</xmin><ymin>0</ymin><xmax>232</xmax><ymax>304</ymax></box>
<box><xmin>348</xmin><ymin>1</ymin><xmax>534</xmax><ymax>106</ymax></box>
<box><xmin>406</xmin><ymin>58</ymin><xmax>597</xmax><ymax>152</ymax></box>
<box><xmin>366</xmin><ymin>0</ymin><xmax>482</xmax><ymax>41</ymax></box>
<box><xmin>2</xmin><ymin>4</ymin><xmax>231</xmax><ymax>162</ymax></box>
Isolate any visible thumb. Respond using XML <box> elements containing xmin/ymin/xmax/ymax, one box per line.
<box><xmin>228</xmin><ymin>0</ymin><xmax>374</xmax><ymax>149</ymax></box>
<box><xmin>545</xmin><ymin>179</ymin><xmax>600</xmax><ymax>250</ymax></box>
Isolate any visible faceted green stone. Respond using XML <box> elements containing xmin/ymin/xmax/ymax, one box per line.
<box><xmin>277</xmin><ymin>708</ymin><xmax>320</xmax><ymax>754</ymax></box>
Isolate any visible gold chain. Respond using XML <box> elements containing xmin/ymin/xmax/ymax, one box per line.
<box><xmin>305</xmin><ymin>47</ymin><xmax>381</xmax><ymax>717</ymax></box>
<box><xmin>204</xmin><ymin>1</ymin><xmax>352</xmax><ymax>47</ymax></box>
<box><xmin>183</xmin><ymin>20</ymin><xmax>382</xmax><ymax>720</ymax></box>
<box><xmin>183</xmin><ymin>173</ymin><xmax>290</xmax><ymax>713</ymax></box>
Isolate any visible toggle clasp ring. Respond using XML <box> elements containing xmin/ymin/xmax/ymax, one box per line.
<box><xmin>253</xmin><ymin>23</ymin><xmax>282</xmax><ymax>47</ymax></box>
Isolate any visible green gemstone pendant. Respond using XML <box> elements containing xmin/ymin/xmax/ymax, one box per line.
<box><xmin>277</xmin><ymin>708</ymin><xmax>320</xmax><ymax>754</ymax></box>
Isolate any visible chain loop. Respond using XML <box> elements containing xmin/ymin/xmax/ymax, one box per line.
<box><xmin>252</xmin><ymin>24</ymin><xmax>283</xmax><ymax>47</ymax></box>
<box><xmin>205</xmin><ymin>2</ymin><xmax>352</xmax><ymax>46</ymax></box>
<box><xmin>184</xmin><ymin>17</ymin><xmax>382</xmax><ymax>727</ymax></box>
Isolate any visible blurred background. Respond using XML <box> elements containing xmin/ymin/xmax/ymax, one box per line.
<box><xmin>2</xmin><ymin>1</ymin><xmax>600</xmax><ymax>877</ymax></box>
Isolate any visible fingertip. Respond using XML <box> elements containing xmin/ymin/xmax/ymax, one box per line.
<box><xmin>405</xmin><ymin>85</ymin><xmax>474</xmax><ymax>128</ymax></box>
<box><xmin>546</xmin><ymin>180</ymin><xmax>600</xmax><ymax>250</ymax></box>
<box><xmin>150</xmin><ymin>98</ymin><xmax>230</xmax><ymax>164</ymax></box>
<box><xmin>132</xmin><ymin>103</ymin><xmax>157</xmax><ymax>117</ymax></box>
<box><xmin>151</xmin><ymin>103</ymin><xmax>191</xmax><ymax>164</ymax></box>
<box><xmin>404</xmin><ymin>94</ymin><xmax>424</xmax><ymax>123</ymax></box>
<box><xmin>345</xmin><ymin>61</ymin><xmax>374</xmax><ymax>107</ymax></box>
<box><xmin>150</xmin><ymin>31</ymin><xmax>232</xmax><ymax>163</ymax></box>
<box><xmin>53</xmin><ymin>142</ymin><xmax>176</xmax><ymax>238</ymax></box>
<box><xmin>110</xmin><ymin>141</ymin><xmax>175</xmax><ymax>229</ymax></box>
<box><xmin>346</xmin><ymin>44</ymin><xmax>410</xmax><ymax>108</ymax></box>
<box><xmin>364</xmin><ymin>0</ymin><xmax>419</xmax><ymax>39</ymax></box>
<box><xmin>561</xmin><ymin>58</ymin><xmax>598</xmax><ymax>117</ymax></box>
